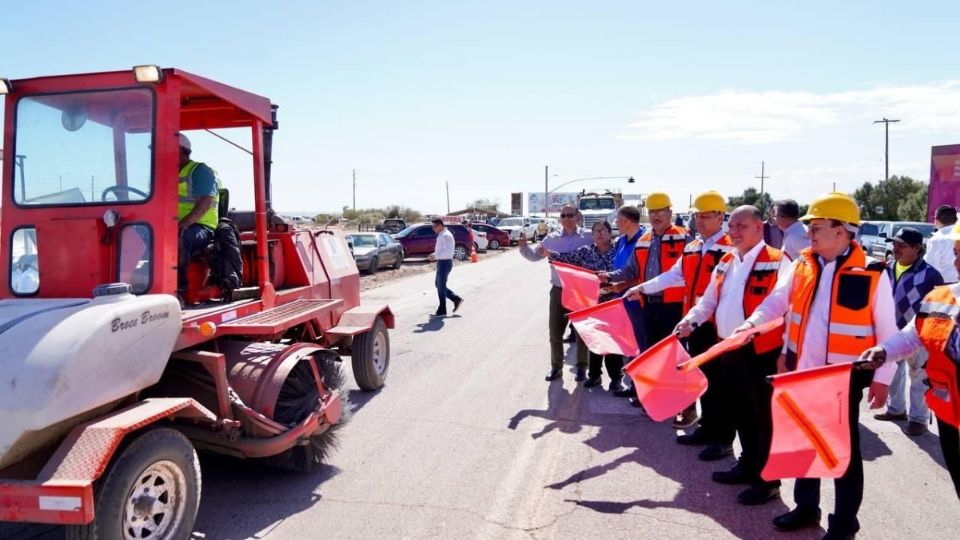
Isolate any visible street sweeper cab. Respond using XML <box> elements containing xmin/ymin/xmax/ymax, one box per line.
<box><xmin>0</xmin><ymin>66</ymin><xmax>393</xmax><ymax>538</ymax></box>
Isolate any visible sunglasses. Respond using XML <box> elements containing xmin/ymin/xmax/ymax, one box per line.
<box><xmin>560</xmin><ymin>213</ymin><xmax>576</xmax><ymax>218</ymax></box>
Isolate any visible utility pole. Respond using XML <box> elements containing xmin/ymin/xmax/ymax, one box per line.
<box><xmin>352</xmin><ymin>169</ymin><xmax>356</xmax><ymax>212</ymax></box>
<box><xmin>446</xmin><ymin>181</ymin><xmax>450</xmax><ymax>214</ymax></box>
<box><xmin>544</xmin><ymin>165</ymin><xmax>549</xmax><ymax>218</ymax></box>
<box><xmin>833</xmin><ymin>181</ymin><xmax>837</xmax><ymax>192</ymax></box>
<box><xmin>873</xmin><ymin>117</ymin><xmax>900</xmax><ymax>181</ymax></box>
<box><xmin>755</xmin><ymin>161</ymin><xmax>770</xmax><ymax>212</ymax></box>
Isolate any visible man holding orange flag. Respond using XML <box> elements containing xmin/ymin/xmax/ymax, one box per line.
<box><xmin>626</xmin><ymin>191</ymin><xmax>736</xmax><ymax>454</ymax></box>
<box><xmin>735</xmin><ymin>193</ymin><xmax>898</xmax><ymax>540</ymax></box>
<box><xmin>674</xmin><ymin>206</ymin><xmax>790</xmax><ymax>506</ymax></box>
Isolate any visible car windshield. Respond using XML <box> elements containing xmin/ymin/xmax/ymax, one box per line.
<box><xmin>500</xmin><ymin>218</ymin><xmax>523</xmax><ymax>226</ymax></box>
<box><xmin>349</xmin><ymin>235</ymin><xmax>378</xmax><ymax>247</ymax></box>
<box><xmin>579</xmin><ymin>198</ymin><xmax>616</xmax><ymax>210</ymax></box>
<box><xmin>13</xmin><ymin>88</ymin><xmax>155</xmax><ymax>206</ymax></box>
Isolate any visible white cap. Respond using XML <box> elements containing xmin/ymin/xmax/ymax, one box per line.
<box><xmin>178</xmin><ymin>133</ymin><xmax>191</xmax><ymax>151</ymax></box>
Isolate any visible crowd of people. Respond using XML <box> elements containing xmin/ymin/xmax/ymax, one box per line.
<box><xmin>518</xmin><ymin>192</ymin><xmax>960</xmax><ymax>540</ymax></box>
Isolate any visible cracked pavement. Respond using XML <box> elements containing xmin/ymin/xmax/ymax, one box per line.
<box><xmin>2</xmin><ymin>252</ymin><xmax>957</xmax><ymax>539</ymax></box>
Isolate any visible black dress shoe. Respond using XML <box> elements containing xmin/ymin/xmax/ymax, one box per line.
<box><xmin>613</xmin><ymin>387</ymin><xmax>635</xmax><ymax>398</ymax></box>
<box><xmin>453</xmin><ymin>297</ymin><xmax>464</xmax><ymax>313</ymax></box>
<box><xmin>773</xmin><ymin>507</ymin><xmax>822</xmax><ymax>532</ymax></box>
<box><xmin>583</xmin><ymin>376</ymin><xmax>602</xmax><ymax>388</ymax></box>
<box><xmin>545</xmin><ymin>369</ymin><xmax>562</xmax><ymax>381</ymax></box>
<box><xmin>737</xmin><ymin>484</ymin><xmax>780</xmax><ymax>506</ymax></box>
<box><xmin>711</xmin><ymin>464</ymin><xmax>749</xmax><ymax>485</ymax></box>
<box><xmin>432</xmin><ymin>311</ymin><xmax>447</xmax><ymax>317</ymax></box>
<box><xmin>698</xmin><ymin>444</ymin><xmax>733</xmax><ymax>462</ymax></box>
<box><xmin>676</xmin><ymin>428</ymin><xmax>709</xmax><ymax>446</ymax></box>
<box><xmin>608</xmin><ymin>381</ymin><xmax>624</xmax><ymax>393</ymax></box>
<box><xmin>575</xmin><ymin>367</ymin><xmax>587</xmax><ymax>381</ymax></box>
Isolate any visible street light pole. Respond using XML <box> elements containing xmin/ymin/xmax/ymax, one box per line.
<box><xmin>873</xmin><ymin>117</ymin><xmax>900</xmax><ymax>181</ymax></box>
<box><xmin>544</xmin><ymin>165</ymin><xmax>549</xmax><ymax>218</ymax></box>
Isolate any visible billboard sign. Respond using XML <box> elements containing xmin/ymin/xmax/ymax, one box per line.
<box><xmin>528</xmin><ymin>192</ymin><xmax>579</xmax><ymax>214</ymax></box>
<box><xmin>929</xmin><ymin>144</ymin><xmax>960</xmax><ymax>221</ymax></box>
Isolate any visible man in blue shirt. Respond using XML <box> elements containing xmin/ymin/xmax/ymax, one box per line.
<box><xmin>609</xmin><ymin>206</ymin><xmax>646</xmax><ymax>394</ymax></box>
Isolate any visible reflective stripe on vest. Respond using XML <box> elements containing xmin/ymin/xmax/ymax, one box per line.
<box><xmin>634</xmin><ymin>225</ymin><xmax>688</xmax><ymax>304</ymax></box>
<box><xmin>714</xmin><ymin>245</ymin><xmax>785</xmax><ymax>354</ymax></box>
<box><xmin>915</xmin><ymin>285</ymin><xmax>960</xmax><ymax>427</ymax></box>
<box><xmin>178</xmin><ymin>161</ymin><xmax>220</xmax><ymax>230</ymax></box>
<box><xmin>681</xmin><ymin>234</ymin><xmax>733</xmax><ymax>314</ymax></box>
<box><xmin>784</xmin><ymin>243</ymin><xmax>880</xmax><ymax>368</ymax></box>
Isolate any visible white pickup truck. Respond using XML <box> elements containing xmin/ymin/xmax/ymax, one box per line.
<box><xmin>497</xmin><ymin>216</ymin><xmax>538</xmax><ymax>244</ymax></box>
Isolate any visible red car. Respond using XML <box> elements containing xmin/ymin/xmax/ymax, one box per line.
<box><xmin>392</xmin><ymin>223</ymin><xmax>475</xmax><ymax>260</ymax></box>
<box><xmin>468</xmin><ymin>223</ymin><xmax>510</xmax><ymax>250</ymax></box>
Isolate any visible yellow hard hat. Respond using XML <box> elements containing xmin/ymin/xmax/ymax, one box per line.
<box><xmin>645</xmin><ymin>192</ymin><xmax>672</xmax><ymax>211</ymax></box>
<box><xmin>690</xmin><ymin>190</ymin><xmax>727</xmax><ymax>213</ymax></box>
<box><xmin>800</xmin><ymin>192</ymin><xmax>860</xmax><ymax>225</ymax></box>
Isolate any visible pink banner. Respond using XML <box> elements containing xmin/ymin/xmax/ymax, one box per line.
<box><xmin>567</xmin><ymin>298</ymin><xmax>639</xmax><ymax>357</ymax></box>
<box><xmin>552</xmin><ymin>261</ymin><xmax>601</xmax><ymax>312</ymax></box>
<box><xmin>928</xmin><ymin>144</ymin><xmax>960</xmax><ymax>221</ymax></box>
<box><xmin>624</xmin><ymin>335</ymin><xmax>707</xmax><ymax>422</ymax></box>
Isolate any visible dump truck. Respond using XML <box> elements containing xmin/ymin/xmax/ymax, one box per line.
<box><xmin>0</xmin><ymin>66</ymin><xmax>393</xmax><ymax>538</ymax></box>
<box><xmin>578</xmin><ymin>190</ymin><xmax>622</xmax><ymax>234</ymax></box>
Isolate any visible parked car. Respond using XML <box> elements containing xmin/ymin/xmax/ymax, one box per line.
<box><xmin>856</xmin><ymin>221</ymin><xmax>893</xmax><ymax>256</ymax></box>
<box><xmin>375</xmin><ymin>218</ymin><xmax>408</xmax><ymax>234</ymax></box>
<box><xmin>392</xmin><ymin>223</ymin><xmax>475</xmax><ymax>261</ymax></box>
<box><xmin>497</xmin><ymin>216</ymin><xmax>537</xmax><ymax>244</ymax></box>
<box><xmin>529</xmin><ymin>217</ymin><xmax>548</xmax><ymax>239</ymax></box>
<box><xmin>469</xmin><ymin>223</ymin><xmax>510</xmax><ymax>250</ymax></box>
<box><xmin>545</xmin><ymin>217</ymin><xmax>560</xmax><ymax>234</ymax></box>
<box><xmin>473</xmin><ymin>229</ymin><xmax>488</xmax><ymax>252</ymax></box>
<box><xmin>865</xmin><ymin>221</ymin><xmax>938</xmax><ymax>261</ymax></box>
<box><xmin>346</xmin><ymin>232</ymin><xmax>404</xmax><ymax>274</ymax></box>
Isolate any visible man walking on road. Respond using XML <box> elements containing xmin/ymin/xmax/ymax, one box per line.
<box><xmin>519</xmin><ymin>204</ymin><xmax>592</xmax><ymax>381</ymax></box>
<box><xmin>428</xmin><ymin>218</ymin><xmax>463</xmax><ymax>317</ymax></box>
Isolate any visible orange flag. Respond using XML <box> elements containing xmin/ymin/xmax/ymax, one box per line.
<box><xmin>623</xmin><ymin>335</ymin><xmax>708</xmax><ymax>422</ymax></box>
<box><xmin>567</xmin><ymin>298</ymin><xmax>639</xmax><ymax>356</ymax></box>
<box><xmin>761</xmin><ymin>363</ymin><xmax>853</xmax><ymax>481</ymax></box>
<box><xmin>551</xmin><ymin>261</ymin><xmax>600</xmax><ymax>312</ymax></box>
<box><xmin>678</xmin><ymin>317</ymin><xmax>785</xmax><ymax>372</ymax></box>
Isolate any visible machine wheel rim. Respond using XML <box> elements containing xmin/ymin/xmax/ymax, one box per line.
<box><xmin>455</xmin><ymin>245</ymin><xmax>467</xmax><ymax>260</ymax></box>
<box><xmin>123</xmin><ymin>460</ymin><xmax>187</xmax><ymax>540</ymax></box>
<box><xmin>489</xmin><ymin>240</ymin><xmax>500</xmax><ymax>250</ymax></box>
<box><xmin>371</xmin><ymin>329</ymin><xmax>387</xmax><ymax>375</ymax></box>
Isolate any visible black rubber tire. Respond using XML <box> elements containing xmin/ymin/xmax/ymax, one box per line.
<box><xmin>351</xmin><ymin>317</ymin><xmax>389</xmax><ymax>391</ymax></box>
<box><xmin>454</xmin><ymin>243</ymin><xmax>468</xmax><ymax>261</ymax></box>
<box><xmin>65</xmin><ymin>428</ymin><xmax>200</xmax><ymax>540</ymax></box>
<box><xmin>393</xmin><ymin>252</ymin><xmax>404</xmax><ymax>269</ymax></box>
<box><xmin>489</xmin><ymin>239</ymin><xmax>500</xmax><ymax>250</ymax></box>
<box><xmin>367</xmin><ymin>256</ymin><xmax>379</xmax><ymax>275</ymax></box>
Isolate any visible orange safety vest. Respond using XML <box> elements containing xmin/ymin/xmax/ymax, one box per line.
<box><xmin>635</xmin><ymin>225</ymin><xmax>688</xmax><ymax>304</ymax></box>
<box><xmin>714</xmin><ymin>245</ymin><xmax>785</xmax><ymax>354</ymax></box>
<box><xmin>681</xmin><ymin>233</ymin><xmax>734</xmax><ymax>314</ymax></box>
<box><xmin>784</xmin><ymin>242</ymin><xmax>884</xmax><ymax>369</ymax></box>
<box><xmin>914</xmin><ymin>285</ymin><xmax>960</xmax><ymax>428</ymax></box>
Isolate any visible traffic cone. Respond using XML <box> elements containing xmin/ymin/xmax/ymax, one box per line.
<box><xmin>470</xmin><ymin>243</ymin><xmax>479</xmax><ymax>263</ymax></box>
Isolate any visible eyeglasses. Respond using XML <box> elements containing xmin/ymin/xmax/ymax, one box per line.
<box><xmin>560</xmin><ymin>213</ymin><xmax>576</xmax><ymax>218</ymax></box>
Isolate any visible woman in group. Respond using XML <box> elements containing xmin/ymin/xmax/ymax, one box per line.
<box><xmin>860</xmin><ymin>226</ymin><xmax>960</xmax><ymax>500</ymax></box>
<box><xmin>546</xmin><ymin>221</ymin><xmax>622</xmax><ymax>391</ymax></box>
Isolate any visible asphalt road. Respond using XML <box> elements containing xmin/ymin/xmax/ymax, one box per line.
<box><xmin>3</xmin><ymin>251</ymin><xmax>957</xmax><ymax>539</ymax></box>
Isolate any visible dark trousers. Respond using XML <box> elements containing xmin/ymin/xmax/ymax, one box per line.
<box><xmin>937</xmin><ymin>417</ymin><xmax>960</xmax><ymax>500</ymax></box>
<box><xmin>588</xmin><ymin>352</ymin><xmax>624</xmax><ymax>382</ymax></box>
<box><xmin>724</xmin><ymin>345</ymin><xmax>780</xmax><ymax>487</ymax></box>
<box><xmin>642</xmin><ymin>301</ymin><xmax>684</xmax><ymax>345</ymax></box>
<box><xmin>434</xmin><ymin>259</ymin><xmax>460</xmax><ymax>314</ymax></box>
<box><xmin>792</xmin><ymin>368</ymin><xmax>874</xmax><ymax>535</ymax></box>
<box><xmin>549</xmin><ymin>286</ymin><xmax>588</xmax><ymax>369</ymax></box>
<box><xmin>178</xmin><ymin>224</ymin><xmax>215</xmax><ymax>290</ymax></box>
<box><xmin>688</xmin><ymin>323</ymin><xmax>735</xmax><ymax>445</ymax></box>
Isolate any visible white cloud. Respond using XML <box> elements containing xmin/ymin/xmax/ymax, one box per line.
<box><xmin>622</xmin><ymin>82</ymin><xmax>960</xmax><ymax>144</ymax></box>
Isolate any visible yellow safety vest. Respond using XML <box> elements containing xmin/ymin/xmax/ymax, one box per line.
<box><xmin>178</xmin><ymin>161</ymin><xmax>220</xmax><ymax>230</ymax></box>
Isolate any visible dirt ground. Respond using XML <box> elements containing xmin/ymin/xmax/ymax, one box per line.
<box><xmin>359</xmin><ymin>245</ymin><xmax>512</xmax><ymax>291</ymax></box>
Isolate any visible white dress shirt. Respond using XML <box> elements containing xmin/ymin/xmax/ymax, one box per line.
<box><xmin>642</xmin><ymin>229</ymin><xmax>727</xmax><ymax>294</ymax></box>
<box><xmin>924</xmin><ymin>224</ymin><xmax>958</xmax><ymax>283</ymax></box>
<box><xmin>781</xmin><ymin>220</ymin><xmax>810</xmax><ymax>261</ymax></box>
<box><xmin>684</xmin><ymin>241</ymin><xmax>790</xmax><ymax>338</ymax></box>
<box><xmin>433</xmin><ymin>228</ymin><xmax>455</xmax><ymax>260</ymax></box>
<box><xmin>746</xmin><ymin>248</ymin><xmax>899</xmax><ymax>385</ymax></box>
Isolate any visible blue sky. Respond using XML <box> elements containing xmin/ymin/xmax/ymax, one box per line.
<box><xmin>3</xmin><ymin>1</ymin><xmax>959</xmax><ymax>215</ymax></box>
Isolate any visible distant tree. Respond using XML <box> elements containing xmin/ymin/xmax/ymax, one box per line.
<box><xmin>853</xmin><ymin>176</ymin><xmax>925</xmax><ymax>220</ymax></box>
<box><xmin>727</xmin><ymin>187</ymin><xmax>773</xmax><ymax>212</ymax></box>
<box><xmin>897</xmin><ymin>182</ymin><xmax>929</xmax><ymax>222</ymax></box>
<box><xmin>467</xmin><ymin>198</ymin><xmax>500</xmax><ymax>213</ymax></box>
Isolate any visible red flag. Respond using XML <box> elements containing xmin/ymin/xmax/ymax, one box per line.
<box><xmin>623</xmin><ymin>335</ymin><xmax>708</xmax><ymax>422</ymax></box>
<box><xmin>551</xmin><ymin>261</ymin><xmax>600</xmax><ymax>312</ymax></box>
<box><xmin>567</xmin><ymin>298</ymin><xmax>639</xmax><ymax>357</ymax></box>
<box><xmin>679</xmin><ymin>317</ymin><xmax>785</xmax><ymax>372</ymax></box>
<box><xmin>761</xmin><ymin>363</ymin><xmax>853</xmax><ymax>481</ymax></box>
